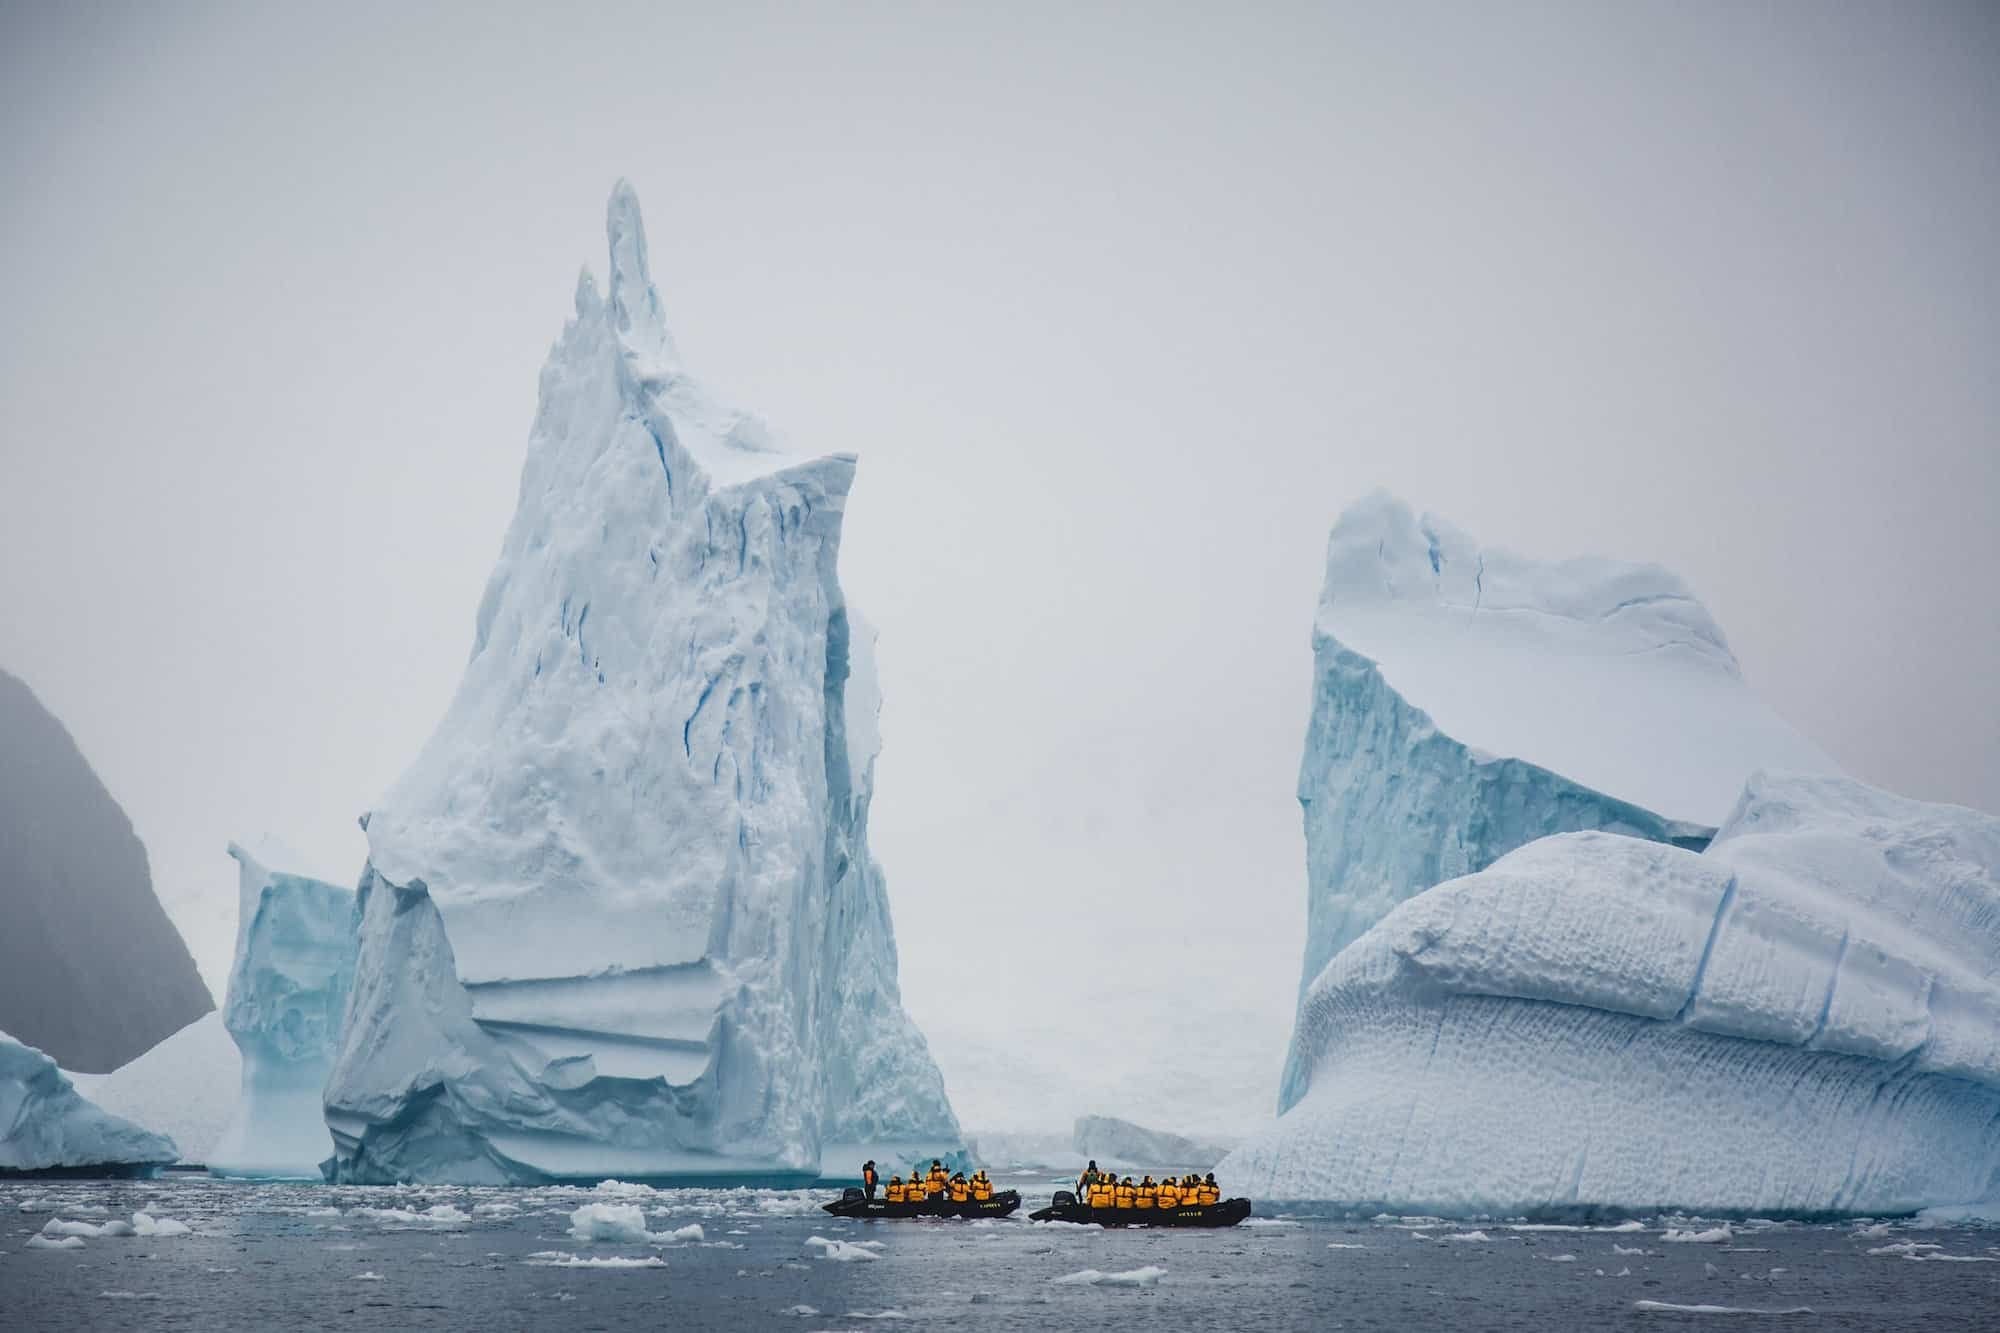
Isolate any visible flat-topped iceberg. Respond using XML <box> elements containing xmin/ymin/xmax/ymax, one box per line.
<box><xmin>323</xmin><ymin>182</ymin><xmax>958</xmax><ymax>1184</ymax></box>
<box><xmin>1278</xmin><ymin>495</ymin><xmax>1836</xmax><ymax>1108</ymax></box>
<box><xmin>0</xmin><ymin>1031</ymin><xmax>178</xmax><ymax>1174</ymax></box>
<box><xmin>208</xmin><ymin>842</ymin><xmax>356</xmax><ymax>1179</ymax></box>
<box><xmin>1226</xmin><ymin>773</ymin><xmax>2000</xmax><ymax>1215</ymax></box>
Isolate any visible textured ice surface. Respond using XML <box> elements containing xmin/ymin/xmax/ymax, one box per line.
<box><xmin>1279</xmin><ymin>495</ymin><xmax>1838</xmax><ymax>1109</ymax></box>
<box><xmin>207</xmin><ymin>843</ymin><xmax>355</xmax><ymax>1178</ymax></box>
<box><xmin>1070</xmin><ymin>1116</ymin><xmax>1232</xmax><ymax>1171</ymax></box>
<box><xmin>0</xmin><ymin>1031</ymin><xmax>178</xmax><ymax>1172</ymax></box>
<box><xmin>1227</xmin><ymin>773</ymin><xmax>2000</xmax><ymax>1214</ymax></box>
<box><xmin>0</xmin><ymin>668</ymin><xmax>212</xmax><ymax>1072</ymax></box>
<box><xmin>323</xmin><ymin>182</ymin><xmax>957</xmax><ymax>1185</ymax></box>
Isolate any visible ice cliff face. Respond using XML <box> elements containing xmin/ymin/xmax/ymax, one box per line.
<box><xmin>1227</xmin><ymin>773</ymin><xmax>2000</xmax><ymax>1214</ymax></box>
<box><xmin>323</xmin><ymin>182</ymin><xmax>958</xmax><ymax>1185</ymax></box>
<box><xmin>207</xmin><ymin>843</ymin><xmax>355</xmax><ymax>1179</ymax></box>
<box><xmin>1</xmin><ymin>1031</ymin><xmax>178</xmax><ymax>1173</ymax></box>
<box><xmin>1278</xmin><ymin>495</ymin><xmax>1836</xmax><ymax>1109</ymax></box>
<box><xmin>0</xmin><ymin>668</ymin><xmax>212</xmax><ymax>1073</ymax></box>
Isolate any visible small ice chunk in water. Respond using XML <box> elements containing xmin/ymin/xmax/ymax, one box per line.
<box><xmin>1663</xmin><ymin>1225</ymin><xmax>1732</xmax><ymax>1244</ymax></box>
<box><xmin>804</xmin><ymin>1235</ymin><xmax>883</xmax><ymax>1262</ymax></box>
<box><xmin>1632</xmin><ymin>1301</ymin><xmax>1815</xmax><ymax>1315</ymax></box>
<box><xmin>1051</xmin><ymin>1266</ymin><xmax>1168</xmax><ymax>1287</ymax></box>
<box><xmin>26</xmin><ymin>1235</ymin><xmax>87</xmax><ymax>1250</ymax></box>
<box><xmin>133</xmin><ymin>1211</ymin><xmax>191</xmax><ymax>1237</ymax></box>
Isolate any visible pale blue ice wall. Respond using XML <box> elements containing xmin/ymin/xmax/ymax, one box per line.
<box><xmin>1277</xmin><ymin>638</ymin><xmax>1712</xmax><ymax>1110</ymax></box>
<box><xmin>0</xmin><ymin>1031</ymin><xmax>178</xmax><ymax>1171</ymax></box>
<box><xmin>208</xmin><ymin>844</ymin><xmax>355</xmax><ymax>1177</ymax></box>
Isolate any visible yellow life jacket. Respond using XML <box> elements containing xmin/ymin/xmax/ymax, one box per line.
<box><xmin>885</xmin><ymin>1180</ymin><xmax>903</xmax><ymax>1202</ymax></box>
<box><xmin>1114</xmin><ymin>1181</ymin><xmax>1136</xmax><ymax>1209</ymax></box>
<box><xmin>1135</xmin><ymin>1182</ymin><xmax>1155</xmax><ymax>1209</ymax></box>
<box><xmin>950</xmin><ymin>1179</ymin><xmax>969</xmax><ymax>1202</ymax></box>
<box><xmin>972</xmin><ymin>1175</ymin><xmax>992</xmax><ymax>1201</ymax></box>
<box><xmin>1089</xmin><ymin>1181</ymin><xmax>1113</xmax><ymax>1207</ymax></box>
<box><xmin>1158</xmin><ymin>1180</ymin><xmax>1180</xmax><ymax>1208</ymax></box>
<box><xmin>1199</xmin><ymin>1182</ymin><xmax>1220</xmax><ymax>1205</ymax></box>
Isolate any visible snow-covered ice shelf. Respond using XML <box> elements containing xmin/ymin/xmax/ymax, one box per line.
<box><xmin>1279</xmin><ymin>494</ymin><xmax>1838</xmax><ymax>1109</ymax></box>
<box><xmin>1229</xmin><ymin>773</ymin><xmax>2000</xmax><ymax>1215</ymax></box>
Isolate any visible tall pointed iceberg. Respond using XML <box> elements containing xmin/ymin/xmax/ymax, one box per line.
<box><xmin>322</xmin><ymin>182</ymin><xmax>959</xmax><ymax>1184</ymax></box>
<box><xmin>1277</xmin><ymin>495</ymin><xmax>1837</xmax><ymax>1109</ymax></box>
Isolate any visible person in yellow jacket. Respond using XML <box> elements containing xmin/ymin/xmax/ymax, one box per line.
<box><xmin>1158</xmin><ymin>1176</ymin><xmax>1181</xmax><ymax>1208</ymax></box>
<box><xmin>884</xmin><ymin>1175</ymin><xmax>904</xmax><ymax>1203</ymax></box>
<box><xmin>1114</xmin><ymin>1177</ymin><xmax>1136</xmax><ymax>1209</ymax></box>
<box><xmin>926</xmin><ymin>1161</ymin><xmax>948</xmax><ymax>1197</ymax></box>
<box><xmin>949</xmin><ymin>1172</ymin><xmax>970</xmax><ymax>1203</ymax></box>
<box><xmin>970</xmin><ymin>1170</ymin><xmax>993</xmax><ymax>1202</ymax></box>
<box><xmin>1199</xmin><ymin>1173</ymin><xmax>1221</xmax><ymax>1205</ymax></box>
<box><xmin>1088</xmin><ymin>1175</ymin><xmax>1115</xmax><ymax>1208</ymax></box>
<box><xmin>1076</xmin><ymin>1160</ymin><xmax>1101</xmax><ymax>1198</ymax></box>
<box><xmin>1134</xmin><ymin>1175</ymin><xmax>1156</xmax><ymax>1209</ymax></box>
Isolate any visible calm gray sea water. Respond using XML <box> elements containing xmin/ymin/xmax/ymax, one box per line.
<box><xmin>3</xmin><ymin>1173</ymin><xmax>1996</xmax><ymax>1331</ymax></box>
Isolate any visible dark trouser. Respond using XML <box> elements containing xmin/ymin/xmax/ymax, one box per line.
<box><xmin>864</xmin><ymin>1181</ymin><xmax>876</xmax><ymax>1200</ymax></box>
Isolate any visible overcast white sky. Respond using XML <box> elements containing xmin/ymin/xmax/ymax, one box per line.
<box><xmin>3</xmin><ymin>1</ymin><xmax>1996</xmax><ymax>1136</ymax></box>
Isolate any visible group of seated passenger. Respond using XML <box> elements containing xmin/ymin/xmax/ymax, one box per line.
<box><xmin>883</xmin><ymin>1159</ymin><xmax>994</xmax><ymax>1204</ymax></box>
<box><xmin>1075</xmin><ymin>1160</ymin><xmax>1222</xmax><ymax>1208</ymax></box>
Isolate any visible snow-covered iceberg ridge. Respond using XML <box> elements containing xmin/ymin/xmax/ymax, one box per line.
<box><xmin>323</xmin><ymin>181</ymin><xmax>959</xmax><ymax>1185</ymax></box>
<box><xmin>1227</xmin><ymin>773</ymin><xmax>2000</xmax><ymax>1215</ymax></box>
<box><xmin>0</xmin><ymin>1031</ymin><xmax>178</xmax><ymax>1175</ymax></box>
<box><xmin>1278</xmin><ymin>494</ymin><xmax>1836</xmax><ymax>1108</ymax></box>
<box><xmin>208</xmin><ymin>843</ymin><xmax>355</xmax><ymax>1179</ymax></box>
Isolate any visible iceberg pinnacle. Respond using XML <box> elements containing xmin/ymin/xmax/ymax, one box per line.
<box><xmin>1276</xmin><ymin>494</ymin><xmax>1837</xmax><ymax>1110</ymax></box>
<box><xmin>606</xmin><ymin>177</ymin><xmax>675</xmax><ymax>369</ymax></box>
<box><xmin>323</xmin><ymin>182</ymin><xmax>958</xmax><ymax>1184</ymax></box>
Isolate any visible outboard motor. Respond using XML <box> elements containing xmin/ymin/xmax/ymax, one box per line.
<box><xmin>841</xmin><ymin>1187</ymin><xmax>866</xmax><ymax>1203</ymax></box>
<box><xmin>1052</xmin><ymin>1189</ymin><xmax>1077</xmax><ymax>1207</ymax></box>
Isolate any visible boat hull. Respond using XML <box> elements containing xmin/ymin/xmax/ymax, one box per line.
<box><xmin>1028</xmin><ymin>1197</ymin><xmax>1253</xmax><ymax>1228</ymax></box>
<box><xmin>821</xmin><ymin>1189</ymin><xmax>1021</xmax><ymax>1220</ymax></box>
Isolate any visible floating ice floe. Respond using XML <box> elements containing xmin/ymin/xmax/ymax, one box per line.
<box><xmin>1632</xmin><ymin>1302</ymin><xmax>1815</xmax><ymax>1315</ymax></box>
<box><xmin>524</xmin><ymin>1251</ymin><xmax>664</xmax><ymax>1269</ymax></box>
<box><xmin>348</xmin><ymin>1205</ymin><xmax>468</xmax><ymax>1227</ymax></box>
<box><xmin>1662</xmin><ymin>1227</ymin><xmax>1733</xmax><ymax>1244</ymax></box>
<box><xmin>804</xmin><ymin>1235</ymin><xmax>883</xmax><ymax>1262</ymax></box>
<box><xmin>1051</xmin><ymin>1265</ymin><xmax>1168</xmax><ymax>1287</ymax></box>
<box><xmin>566</xmin><ymin>1203</ymin><xmax>703</xmax><ymax>1245</ymax></box>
